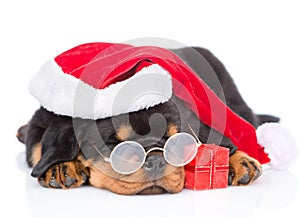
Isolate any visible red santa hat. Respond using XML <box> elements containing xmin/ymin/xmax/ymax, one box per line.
<box><xmin>28</xmin><ymin>42</ymin><xmax>297</xmax><ymax>168</ymax></box>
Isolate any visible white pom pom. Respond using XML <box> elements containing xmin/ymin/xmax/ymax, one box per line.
<box><xmin>256</xmin><ymin>123</ymin><xmax>297</xmax><ymax>170</ymax></box>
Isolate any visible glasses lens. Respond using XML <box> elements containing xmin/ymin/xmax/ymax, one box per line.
<box><xmin>110</xmin><ymin>141</ymin><xmax>145</xmax><ymax>174</ymax></box>
<box><xmin>164</xmin><ymin>133</ymin><xmax>198</xmax><ymax>166</ymax></box>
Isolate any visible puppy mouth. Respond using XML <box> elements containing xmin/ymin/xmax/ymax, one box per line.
<box><xmin>137</xmin><ymin>185</ymin><xmax>167</xmax><ymax>195</ymax></box>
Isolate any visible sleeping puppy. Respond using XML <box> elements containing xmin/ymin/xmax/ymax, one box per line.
<box><xmin>17</xmin><ymin>46</ymin><xmax>279</xmax><ymax>195</ymax></box>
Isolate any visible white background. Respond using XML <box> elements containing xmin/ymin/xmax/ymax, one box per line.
<box><xmin>1</xmin><ymin>0</ymin><xmax>300</xmax><ymax>217</ymax></box>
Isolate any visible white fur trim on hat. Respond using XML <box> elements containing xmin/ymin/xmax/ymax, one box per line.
<box><xmin>28</xmin><ymin>60</ymin><xmax>172</xmax><ymax>119</ymax></box>
<box><xmin>257</xmin><ymin>122</ymin><xmax>297</xmax><ymax>170</ymax></box>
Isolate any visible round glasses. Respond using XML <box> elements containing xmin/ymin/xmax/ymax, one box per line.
<box><xmin>93</xmin><ymin>132</ymin><xmax>202</xmax><ymax>175</ymax></box>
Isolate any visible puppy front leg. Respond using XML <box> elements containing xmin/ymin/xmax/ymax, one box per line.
<box><xmin>30</xmin><ymin>119</ymin><xmax>89</xmax><ymax>189</ymax></box>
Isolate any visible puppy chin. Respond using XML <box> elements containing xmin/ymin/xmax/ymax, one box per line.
<box><xmin>86</xmin><ymin>160</ymin><xmax>185</xmax><ymax>195</ymax></box>
<box><xmin>134</xmin><ymin>165</ymin><xmax>186</xmax><ymax>195</ymax></box>
<box><xmin>137</xmin><ymin>185</ymin><xmax>167</xmax><ymax>195</ymax></box>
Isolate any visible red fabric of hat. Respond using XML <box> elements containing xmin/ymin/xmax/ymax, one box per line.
<box><xmin>29</xmin><ymin>42</ymin><xmax>270</xmax><ymax>164</ymax></box>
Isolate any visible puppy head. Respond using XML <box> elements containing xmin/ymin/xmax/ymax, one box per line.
<box><xmin>78</xmin><ymin>98</ymin><xmax>186</xmax><ymax>195</ymax></box>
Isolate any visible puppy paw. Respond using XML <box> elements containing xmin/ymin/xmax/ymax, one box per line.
<box><xmin>228</xmin><ymin>151</ymin><xmax>262</xmax><ymax>186</ymax></box>
<box><xmin>37</xmin><ymin>160</ymin><xmax>89</xmax><ymax>189</ymax></box>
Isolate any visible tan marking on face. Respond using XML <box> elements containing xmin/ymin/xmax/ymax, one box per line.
<box><xmin>31</xmin><ymin>143</ymin><xmax>42</xmax><ymax>167</ymax></box>
<box><xmin>83</xmin><ymin>156</ymin><xmax>185</xmax><ymax>195</ymax></box>
<box><xmin>116</xmin><ymin>125</ymin><xmax>133</xmax><ymax>141</ymax></box>
<box><xmin>167</xmin><ymin>123</ymin><xmax>178</xmax><ymax>137</ymax></box>
<box><xmin>156</xmin><ymin>165</ymin><xmax>185</xmax><ymax>193</ymax></box>
<box><xmin>84</xmin><ymin>159</ymin><xmax>151</xmax><ymax>195</ymax></box>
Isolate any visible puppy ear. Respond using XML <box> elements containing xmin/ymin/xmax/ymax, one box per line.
<box><xmin>31</xmin><ymin>121</ymin><xmax>79</xmax><ymax>178</ymax></box>
<box><xmin>16</xmin><ymin>124</ymin><xmax>28</xmax><ymax>144</ymax></box>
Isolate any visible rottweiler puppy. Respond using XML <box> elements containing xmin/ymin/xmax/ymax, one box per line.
<box><xmin>17</xmin><ymin>47</ymin><xmax>279</xmax><ymax>195</ymax></box>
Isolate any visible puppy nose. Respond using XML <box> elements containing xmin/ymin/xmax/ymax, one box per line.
<box><xmin>143</xmin><ymin>154</ymin><xmax>166</xmax><ymax>178</ymax></box>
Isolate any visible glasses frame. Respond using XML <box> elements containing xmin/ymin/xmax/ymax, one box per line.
<box><xmin>93</xmin><ymin>129</ymin><xmax>202</xmax><ymax>175</ymax></box>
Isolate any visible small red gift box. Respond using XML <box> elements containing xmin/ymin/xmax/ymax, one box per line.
<box><xmin>184</xmin><ymin>144</ymin><xmax>229</xmax><ymax>190</ymax></box>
